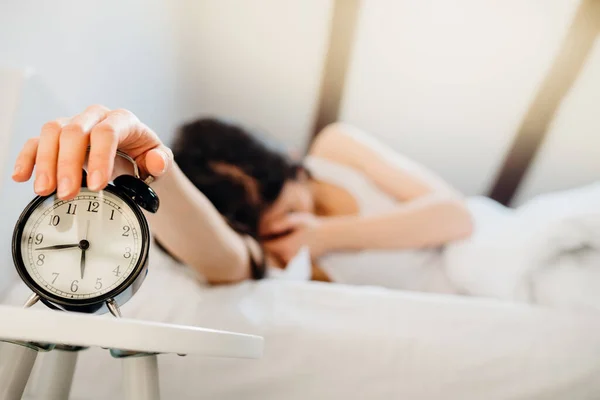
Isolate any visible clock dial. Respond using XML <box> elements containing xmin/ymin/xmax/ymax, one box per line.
<box><xmin>18</xmin><ymin>188</ymin><xmax>143</xmax><ymax>300</ymax></box>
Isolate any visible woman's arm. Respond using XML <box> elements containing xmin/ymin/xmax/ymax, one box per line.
<box><xmin>148</xmin><ymin>164</ymin><xmax>255</xmax><ymax>284</ymax></box>
<box><xmin>311</xmin><ymin>123</ymin><xmax>473</xmax><ymax>252</ymax></box>
<box><xmin>264</xmin><ymin>123</ymin><xmax>473</xmax><ymax>263</ymax></box>
<box><xmin>314</xmin><ymin>195</ymin><xmax>472</xmax><ymax>252</ymax></box>
<box><xmin>12</xmin><ymin>105</ymin><xmax>254</xmax><ymax>284</ymax></box>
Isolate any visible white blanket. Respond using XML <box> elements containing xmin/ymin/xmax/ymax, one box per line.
<box><xmin>3</xmin><ymin>248</ymin><xmax>600</xmax><ymax>400</ymax></box>
<box><xmin>446</xmin><ymin>183</ymin><xmax>600</xmax><ymax>311</ymax></box>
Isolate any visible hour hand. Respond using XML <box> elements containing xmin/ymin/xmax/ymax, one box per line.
<box><xmin>35</xmin><ymin>244</ymin><xmax>79</xmax><ymax>251</ymax></box>
<box><xmin>80</xmin><ymin>249</ymin><xmax>86</xmax><ymax>279</ymax></box>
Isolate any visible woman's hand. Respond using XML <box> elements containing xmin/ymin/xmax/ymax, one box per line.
<box><xmin>263</xmin><ymin>212</ymin><xmax>327</xmax><ymax>265</ymax></box>
<box><xmin>12</xmin><ymin>105</ymin><xmax>172</xmax><ymax>200</ymax></box>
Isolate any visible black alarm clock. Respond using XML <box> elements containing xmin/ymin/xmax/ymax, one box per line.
<box><xmin>11</xmin><ymin>150</ymin><xmax>159</xmax><ymax>315</ymax></box>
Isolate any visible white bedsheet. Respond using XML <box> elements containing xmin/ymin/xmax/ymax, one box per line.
<box><xmin>3</xmin><ymin>247</ymin><xmax>600</xmax><ymax>400</ymax></box>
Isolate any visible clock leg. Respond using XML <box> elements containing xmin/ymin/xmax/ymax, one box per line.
<box><xmin>106</xmin><ymin>299</ymin><xmax>122</xmax><ymax>318</ymax></box>
<box><xmin>23</xmin><ymin>293</ymin><xmax>40</xmax><ymax>309</ymax></box>
<box><xmin>0</xmin><ymin>342</ymin><xmax>38</xmax><ymax>400</ymax></box>
<box><xmin>122</xmin><ymin>354</ymin><xmax>160</xmax><ymax>400</ymax></box>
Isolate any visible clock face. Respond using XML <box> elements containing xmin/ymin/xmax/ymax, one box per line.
<box><xmin>15</xmin><ymin>188</ymin><xmax>146</xmax><ymax>303</ymax></box>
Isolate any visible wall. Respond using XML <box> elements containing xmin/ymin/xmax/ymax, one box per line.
<box><xmin>0</xmin><ymin>0</ymin><xmax>184</xmax><ymax>293</ymax></box>
<box><xmin>0</xmin><ymin>0</ymin><xmax>334</xmax><ymax>161</ymax></box>
<box><xmin>174</xmin><ymin>0</ymin><xmax>333</xmax><ymax>149</ymax></box>
<box><xmin>0</xmin><ymin>0</ymin><xmax>183</xmax><ymax>138</ymax></box>
<box><xmin>340</xmin><ymin>0</ymin><xmax>585</xmax><ymax>197</ymax></box>
<box><xmin>0</xmin><ymin>69</ymin><xmax>27</xmax><ymax>294</ymax></box>
<box><xmin>0</xmin><ymin>69</ymin><xmax>26</xmax><ymax>189</ymax></box>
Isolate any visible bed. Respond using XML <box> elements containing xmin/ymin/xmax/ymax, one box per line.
<box><xmin>2</xmin><ymin>246</ymin><xmax>599</xmax><ymax>400</ymax></box>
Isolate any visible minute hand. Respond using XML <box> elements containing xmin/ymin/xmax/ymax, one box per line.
<box><xmin>35</xmin><ymin>244</ymin><xmax>80</xmax><ymax>251</ymax></box>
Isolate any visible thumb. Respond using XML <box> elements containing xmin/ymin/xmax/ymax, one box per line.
<box><xmin>140</xmin><ymin>146</ymin><xmax>173</xmax><ymax>178</ymax></box>
<box><xmin>285</xmin><ymin>212</ymin><xmax>313</xmax><ymax>227</ymax></box>
<box><xmin>264</xmin><ymin>213</ymin><xmax>310</xmax><ymax>237</ymax></box>
<box><xmin>264</xmin><ymin>218</ymin><xmax>296</xmax><ymax>238</ymax></box>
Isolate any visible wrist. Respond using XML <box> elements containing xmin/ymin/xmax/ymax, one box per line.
<box><xmin>310</xmin><ymin>216</ymin><xmax>355</xmax><ymax>256</ymax></box>
<box><xmin>145</xmin><ymin>161</ymin><xmax>179</xmax><ymax>194</ymax></box>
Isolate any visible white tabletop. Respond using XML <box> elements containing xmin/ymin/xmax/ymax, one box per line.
<box><xmin>0</xmin><ymin>305</ymin><xmax>263</xmax><ymax>359</ymax></box>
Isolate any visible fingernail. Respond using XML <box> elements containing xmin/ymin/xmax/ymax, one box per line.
<box><xmin>158</xmin><ymin>151</ymin><xmax>168</xmax><ymax>174</ymax></box>
<box><xmin>12</xmin><ymin>165</ymin><xmax>22</xmax><ymax>177</ymax></box>
<box><xmin>88</xmin><ymin>170</ymin><xmax>103</xmax><ymax>190</ymax></box>
<box><xmin>34</xmin><ymin>173</ymin><xmax>49</xmax><ymax>193</ymax></box>
<box><xmin>58</xmin><ymin>176</ymin><xmax>71</xmax><ymax>198</ymax></box>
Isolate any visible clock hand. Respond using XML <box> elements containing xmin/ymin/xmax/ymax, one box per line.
<box><xmin>35</xmin><ymin>244</ymin><xmax>79</xmax><ymax>251</ymax></box>
<box><xmin>80</xmin><ymin>248</ymin><xmax>86</xmax><ymax>279</ymax></box>
<box><xmin>81</xmin><ymin>220</ymin><xmax>91</xmax><ymax>279</ymax></box>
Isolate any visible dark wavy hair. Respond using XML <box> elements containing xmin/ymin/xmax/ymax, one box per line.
<box><xmin>166</xmin><ymin>118</ymin><xmax>302</xmax><ymax>279</ymax></box>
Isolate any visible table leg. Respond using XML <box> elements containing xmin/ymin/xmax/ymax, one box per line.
<box><xmin>0</xmin><ymin>342</ymin><xmax>38</xmax><ymax>400</ymax></box>
<box><xmin>122</xmin><ymin>354</ymin><xmax>160</xmax><ymax>400</ymax></box>
<box><xmin>36</xmin><ymin>349</ymin><xmax>79</xmax><ymax>400</ymax></box>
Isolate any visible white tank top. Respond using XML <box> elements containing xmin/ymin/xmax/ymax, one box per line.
<box><xmin>304</xmin><ymin>156</ymin><xmax>457</xmax><ymax>294</ymax></box>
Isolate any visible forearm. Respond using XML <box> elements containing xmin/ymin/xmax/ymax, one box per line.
<box><xmin>317</xmin><ymin>194</ymin><xmax>473</xmax><ymax>252</ymax></box>
<box><xmin>146</xmin><ymin>164</ymin><xmax>251</xmax><ymax>283</ymax></box>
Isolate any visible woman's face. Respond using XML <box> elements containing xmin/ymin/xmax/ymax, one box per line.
<box><xmin>258</xmin><ymin>178</ymin><xmax>314</xmax><ymax>239</ymax></box>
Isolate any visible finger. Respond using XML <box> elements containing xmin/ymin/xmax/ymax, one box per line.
<box><xmin>263</xmin><ymin>236</ymin><xmax>283</xmax><ymax>249</ymax></box>
<box><xmin>57</xmin><ymin>105</ymin><xmax>109</xmax><ymax>198</ymax></box>
<box><xmin>286</xmin><ymin>212</ymin><xmax>313</xmax><ymax>224</ymax></box>
<box><xmin>263</xmin><ymin>213</ymin><xmax>309</xmax><ymax>237</ymax></box>
<box><xmin>87</xmin><ymin>108</ymin><xmax>133</xmax><ymax>191</ymax></box>
<box><xmin>143</xmin><ymin>146</ymin><xmax>172</xmax><ymax>177</ymax></box>
<box><xmin>12</xmin><ymin>137</ymin><xmax>39</xmax><ymax>182</ymax></box>
<box><xmin>263</xmin><ymin>218</ymin><xmax>295</xmax><ymax>237</ymax></box>
<box><xmin>34</xmin><ymin>118</ymin><xmax>69</xmax><ymax>195</ymax></box>
<box><xmin>130</xmin><ymin>122</ymin><xmax>171</xmax><ymax>178</ymax></box>
<box><xmin>261</xmin><ymin>228</ymin><xmax>295</xmax><ymax>242</ymax></box>
<box><xmin>262</xmin><ymin>224</ymin><xmax>294</xmax><ymax>239</ymax></box>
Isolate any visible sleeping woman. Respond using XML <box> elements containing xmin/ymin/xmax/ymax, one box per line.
<box><xmin>12</xmin><ymin>105</ymin><xmax>473</xmax><ymax>293</ymax></box>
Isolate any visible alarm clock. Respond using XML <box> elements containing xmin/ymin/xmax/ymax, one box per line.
<box><xmin>11</xmin><ymin>150</ymin><xmax>159</xmax><ymax>315</ymax></box>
